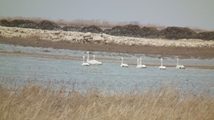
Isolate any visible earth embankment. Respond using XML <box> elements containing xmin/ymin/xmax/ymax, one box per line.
<box><xmin>1</xmin><ymin>19</ymin><xmax>214</xmax><ymax>59</ymax></box>
<box><xmin>1</xmin><ymin>26</ymin><xmax>214</xmax><ymax>59</ymax></box>
<box><xmin>1</xmin><ymin>19</ymin><xmax>214</xmax><ymax>40</ymax></box>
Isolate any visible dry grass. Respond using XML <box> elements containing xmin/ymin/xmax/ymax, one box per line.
<box><xmin>0</xmin><ymin>16</ymin><xmax>44</xmax><ymax>23</ymax></box>
<box><xmin>1</xmin><ymin>82</ymin><xmax>214</xmax><ymax>120</ymax></box>
<box><xmin>1</xmin><ymin>16</ymin><xmax>210</xmax><ymax>32</ymax></box>
<box><xmin>0</xmin><ymin>17</ymin><xmax>167</xmax><ymax>30</ymax></box>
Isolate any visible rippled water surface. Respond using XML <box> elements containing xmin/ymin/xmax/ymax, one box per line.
<box><xmin>0</xmin><ymin>44</ymin><xmax>214</xmax><ymax>93</ymax></box>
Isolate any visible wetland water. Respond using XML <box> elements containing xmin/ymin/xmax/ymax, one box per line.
<box><xmin>0</xmin><ymin>44</ymin><xmax>214</xmax><ymax>94</ymax></box>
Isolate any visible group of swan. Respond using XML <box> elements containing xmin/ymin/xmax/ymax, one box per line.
<box><xmin>81</xmin><ymin>51</ymin><xmax>102</xmax><ymax>66</ymax></box>
<box><xmin>136</xmin><ymin>57</ymin><xmax>147</xmax><ymax>68</ymax></box>
<box><xmin>120</xmin><ymin>57</ymin><xmax>146</xmax><ymax>68</ymax></box>
<box><xmin>120</xmin><ymin>57</ymin><xmax>185</xmax><ymax>69</ymax></box>
<box><xmin>82</xmin><ymin>51</ymin><xmax>185</xmax><ymax>69</ymax></box>
<box><xmin>159</xmin><ymin>57</ymin><xmax>185</xmax><ymax>70</ymax></box>
<box><xmin>81</xmin><ymin>56</ymin><xmax>90</xmax><ymax>66</ymax></box>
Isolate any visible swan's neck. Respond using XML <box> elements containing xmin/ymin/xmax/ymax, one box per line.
<box><xmin>137</xmin><ymin>59</ymin><xmax>139</xmax><ymax>66</ymax></box>
<box><xmin>93</xmin><ymin>55</ymin><xmax>95</xmax><ymax>60</ymax></box>
<box><xmin>121</xmin><ymin>57</ymin><xmax>123</xmax><ymax>64</ymax></box>
<box><xmin>140</xmin><ymin>58</ymin><xmax>142</xmax><ymax>65</ymax></box>
<box><xmin>87</xmin><ymin>53</ymin><xmax>89</xmax><ymax>61</ymax></box>
<box><xmin>177</xmin><ymin>58</ymin><xmax>179</xmax><ymax>66</ymax></box>
<box><xmin>161</xmin><ymin>58</ymin><xmax>163</xmax><ymax>66</ymax></box>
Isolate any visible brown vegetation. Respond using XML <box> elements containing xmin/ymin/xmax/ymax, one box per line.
<box><xmin>62</xmin><ymin>26</ymin><xmax>81</xmax><ymax>31</ymax></box>
<box><xmin>198</xmin><ymin>31</ymin><xmax>214</xmax><ymax>40</ymax></box>
<box><xmin>1</xmin><ymin>81</ymin><xmax>214</xmax><ymax>120</ymax></box>
<box><xmin>158</xmin><ymin>27</ymin><xmax>198</xmax><ymax>39</ymax></box>
<box><xmin>104</xmin><ymin>25</ymin><xmax>142</xmax><ymax>37</ymax></box>
<box><xmin>35</xmin><ymin>20</ymin><xmax>61</xmax><ymax>30</ymax></box>
<box><xmin>0</xmin><ymin>17</ymin><xmax>214</xmax><ymax>40</ymax></box>
<box><xmin>0</xmin><ymin>19</ymin><xmax>60</xmax><ymax>30</ymax></box>
<box><xmin>80</xmin><ymin>25</ymin><xmax>103</xmax><ymax>33</ymax></box>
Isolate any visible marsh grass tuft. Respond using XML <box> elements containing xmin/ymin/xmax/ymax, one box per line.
<box><xmin>1</xmin><ymin>82</ymin><xmax>214</xmax><ymax>120</ymax></box>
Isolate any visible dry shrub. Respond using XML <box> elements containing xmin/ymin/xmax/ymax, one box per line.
<box><xmin>1</xmin><ymin>82</ymin><xmax>214</xmax><ymax>120</ymax></box>
<box><xmin>198</xmin><ymin>31</ymin><xmax>214</xmax><ymax>40</ymax></box>
<box><xmin>159</xmin><ymin>27</ymin><xmax>198</xmax><ymax>39</ymax></box>
<box><xmin>80</xmin><ymin>25</ymin><xmax>104</xmax><ymax>33</ymax></box>
<box><xmin>36</xmin><ymin>20</ymin><xmax>61</xmax><ymax>30</ymax></box>
<box><xmin>1</xmin><ymin>17</ymin><xmax>214</xmax><ymax>40</ymax></box>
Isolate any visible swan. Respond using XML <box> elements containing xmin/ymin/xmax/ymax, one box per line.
<box><xmin>159</xmin><ymin>58</ymin><xmax>166</xmax><ymax>70</ymax></box>
<box><xmin>176</xmin><ymin>57</ymin><xmax>185</xmax><ymax>69</ymax></box>
<box><xmin>136</xmin><ymin>57</ymin><xmax>147</xmax><ymax>68</ymax></box>
<box><xmin>136</xmin><ymin>58</ymin><xmax>140</xmax><ymax>68</ymax></box>
<box><xmin>81</xmin><ymin>56</ymin><xmax>89</xmax><ymax>66</ymax></box>
<box><xmin>120</xmin><ymin>57</ymin><xmax>128</xmax><ymax>67</ymax></box>
<box><xmin>92</xmin><ymin>55</ymin><xmax>102</xmax><ymax>65</ymax></box>
<box><xmin>86</xmin><ymin>51</ymin><xmax>102</xmax><ymax>65</ymax></box>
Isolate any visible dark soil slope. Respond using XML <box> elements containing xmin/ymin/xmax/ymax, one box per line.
<box><xmin>0</xmin><ymin>19</ymin><xmax>37</xmax><ymax>28</ymax></box>
<box><xmin>35</xmin><ymin>20</ymin><xmax>61</xmax><ymax>30</ymax></box>
<box><xmin>158</xmin><ymin>27</ymin><xmax>198</xmax><ymax>39</ymax></box>
<box><xmin>1</xmin><ymin>19</ymin><xmax>214</xmax><ymax>40</ymax></box>
<box><xmin>104</xmin><ymin>24</ymin><xmax>142</xmax><ymax>37</ymax></box>
<box><xmin>80</xmin><ymin>25</ymin><xmax>103</xmax><ymax>33</ymax></box>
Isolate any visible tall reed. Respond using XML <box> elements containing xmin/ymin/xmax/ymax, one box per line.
<box><xmin>0</xmin><ymin>83</ymin><xmax>214</xmax><ymax>120</ymax></box>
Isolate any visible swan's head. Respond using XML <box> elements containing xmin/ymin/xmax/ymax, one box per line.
<box><xmin>86</xmin><ymin>51</ymin><xmax>91</xmax><ymax>54</ymax></box>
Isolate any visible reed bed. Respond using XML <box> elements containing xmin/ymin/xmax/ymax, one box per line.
<box><xmin>0</xmin><ymin>82</ymin><xmax>214</xmax><ymax>120</ymax></box>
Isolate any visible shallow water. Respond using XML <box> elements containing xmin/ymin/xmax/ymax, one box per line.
<box><xmin>0</xmin><ymin>44</ymin><xmax>214</xmax><ymax>94</ymax></box>
<box><xmin>1</xmin><ymin>43</ymin><xmax>214</xmax><ymax>66</ymax></box>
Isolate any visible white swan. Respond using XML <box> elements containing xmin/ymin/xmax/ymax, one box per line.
<box><xmin>159</xmin><ymin>58</ymin><xmax>166</xmax><ymax>70</ymax></box>
<box><xmin>81</xmin><ymin>56</ymin><xmax>89</xmax><ymax>66</ymax></box>
<box><xmin>136</xmin><ymin>58</ymin><xmax>140</xmax><ymax>68</ymax></box>
<box><xmin>86</xmin><ymin>51</ymin><xmax>102</xmax><ymax>65</ymax></box>
<box><xmin>176</xmin><ymin>57</ymin><xmax>185</xmax><ymax>69</ymax></box>
<box><xmin>120</xmin><ymin>57</ymin><xmax>128</xmax><ymax>67</ymax></box>
<box><xmin>136</xmin><ymin>57</ymin><xmax>147</xmax><ymax>68</ymax></box>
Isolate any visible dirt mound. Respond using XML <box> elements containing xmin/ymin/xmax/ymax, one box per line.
<box><xmin>121</xmin><ymin>24</ymin><xmax>142</xmax><ymax>37</ymax></box>
<box><xmin>104</xmin><ymin>26</ymin><xmax>122</xmax><ymax>35</ymax></box>
<box><xmin>141</xmin><ymin>27</ymin><xmax>159</xmax><ymax>38</ymax></box>
<box><xmin>35</xmin><ymin>20</ymin><xmax>61</xmax><ymax>30</ymax></box>
<box><xmin>0</xmin><ymin>19</ymin><xmax>11</xmax><ymax>27</ymax></box>
<box><xmin>104</xmin><ymin>24</ymin><xmax>142</xmax><ymax>37</ymax></box>
<box><xmin>80</xmin><ymin>25</ymin><xmax>103</xmax><ymax>33</ymax></box>
<box><xmin>62</xmin><ymin>26</ymin><xmax>81</xmax><ymax>31</ymax></box>
<box><xmin>11</xmin><ymin>19</ymin><xmax>37</xmax><ymax>28</ymax></box>
<box><xmin>1</xmin><ymin>18</ymin><xmax>214</xmax><ymax>40</ymax></box>
<box><xmin>0</xmin><ymin>19</ymin><xmax>60</xmax><ymax>30</ymax></box>
<box><xmin>0</xmin><ymin>19</ymin><xmax>37</xmax><ymax>28</ymax></box>
<box><xmin>159</xmin><ymin>27</ymin><xmax>198</xmax><ymax>39</ymax></box>
<box><xmin>198</xmin><ymin>31</ymin><xmax>214</xmax><ymax>40</ymax></box>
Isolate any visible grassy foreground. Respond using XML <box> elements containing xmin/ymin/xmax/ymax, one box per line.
<box><xmin>0</xmin><ymin>83</ymin><xmax>214</xmax><ymax>120</ymax></box>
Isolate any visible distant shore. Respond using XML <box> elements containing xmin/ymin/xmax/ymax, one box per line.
<box><xmin>0</xmin><ymin>26</ymin><xmax>214</xmax><ymax>59</ymax></box>
<box><xmin>1</xmin><ymin>37</ymin><xmax>214</xmax><ymax>59</ymax></box>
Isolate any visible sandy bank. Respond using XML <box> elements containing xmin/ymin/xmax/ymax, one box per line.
<box><xmin>1</xmin><ymin>26</ymin><xmax>214</xmax><ymax>59</ymax></box>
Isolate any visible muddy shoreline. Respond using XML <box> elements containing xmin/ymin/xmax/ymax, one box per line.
<box><xmin>0</xmin><ymin>37</ymin><xmax>214</xmax><ymax>59</ymax></box>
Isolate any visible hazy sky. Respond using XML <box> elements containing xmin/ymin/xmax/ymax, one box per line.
<box><xmin>0</xmin><ymin>0</ymin><xmax>214</xmax><ymax>30</ymax></box>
